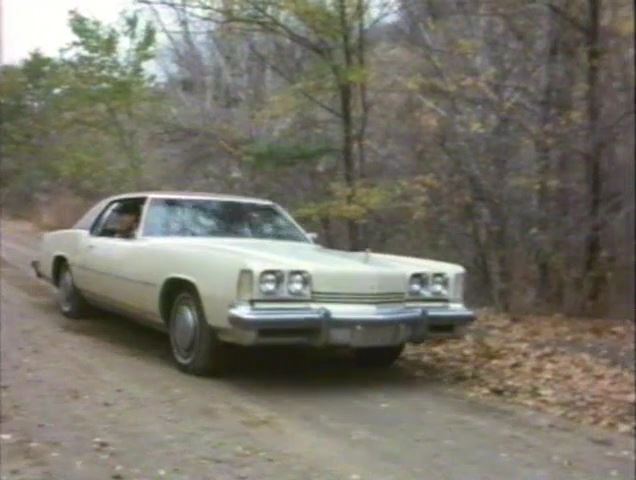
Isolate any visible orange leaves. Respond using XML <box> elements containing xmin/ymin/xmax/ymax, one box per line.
<box><xmin>404</xmin><ymin>312</ymin><xmax>635</xmax><ymax>433</ymax></box>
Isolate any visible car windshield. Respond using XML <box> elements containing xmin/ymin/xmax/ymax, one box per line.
<box><xmin>143</xmin><ymin>198</ymin><xmax>309</xmax><ymax>242</ymax></box>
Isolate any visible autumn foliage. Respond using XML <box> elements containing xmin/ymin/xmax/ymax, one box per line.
<box><xmin>404</xmin><ymin>313</ymin><xmax>635</xmax><ymax>433</ymax></box>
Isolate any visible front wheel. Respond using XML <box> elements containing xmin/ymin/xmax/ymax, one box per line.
<box><xmin>353</xmin><ymin>345</ymin><xmax>404</xmax><ymax>368</ymax></box>
<box><xmin>169</xmin><ymin>289</ymin><xmax>228</xmax><ymax>376</ymax></box>
<box><xmin>57</xmin><ymin>263</ymin><xmax>90</xmax><ymax>319</ymax></box>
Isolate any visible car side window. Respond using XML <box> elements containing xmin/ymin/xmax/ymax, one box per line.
<box><xmin>91</xmin><ymin>198</ymin><xmax>146</xmax><ymax>239</ymax></box>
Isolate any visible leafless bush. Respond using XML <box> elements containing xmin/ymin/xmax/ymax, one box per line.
<box><xmin>33</xmin><ymin>191</ymin><xmax>92</xmax><ymax>231</ymax></box>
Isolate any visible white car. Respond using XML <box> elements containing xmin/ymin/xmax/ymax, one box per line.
<box><xmin>33</xmin><ymin>192</ymin><xmax>475</xmax><ymax>375</ymax></box>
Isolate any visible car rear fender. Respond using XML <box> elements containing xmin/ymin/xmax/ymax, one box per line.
<box><xmin>39</xmin><ymin>230</ymin><xmax>87</xmax><ymax>282</ymax></box>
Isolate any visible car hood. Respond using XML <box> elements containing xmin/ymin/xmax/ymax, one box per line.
<box><xmin>146</xmin><ymin>237</ymin><xmax>462</xmax><ymax>293</ymax></box>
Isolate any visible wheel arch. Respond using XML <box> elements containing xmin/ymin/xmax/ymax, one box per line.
<box><xmin>158</xmin><ymin>276</ymin><xmax>201</xmax><ymax>325</ymax></box>
<box><xmin>51</xmin><ymin>255</ymin><xmax>69</xmax><ymax>286</ymax></box>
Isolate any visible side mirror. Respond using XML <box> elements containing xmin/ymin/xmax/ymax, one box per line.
<box><xmin>307</xmin><ymin>232</ymin><xmax>319</xmax><ymax>243</ymax></box>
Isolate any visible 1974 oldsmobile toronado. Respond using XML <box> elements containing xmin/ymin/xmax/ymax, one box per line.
<box><xmin>33</xmin><ymin>192</ymin><xmax>475</xmax><ymax>375</ymax></box>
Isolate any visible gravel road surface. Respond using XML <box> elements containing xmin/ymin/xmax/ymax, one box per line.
<box><xmin>1</xmin><ymin>220</ymin><xmax>633</xmax><ymax>480</ymax></box>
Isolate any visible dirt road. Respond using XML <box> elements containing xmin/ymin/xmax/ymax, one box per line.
<box><xmin>1</xmin><ymin>220</ymin><xmax>634</xmax><ymax>480</ymax></box>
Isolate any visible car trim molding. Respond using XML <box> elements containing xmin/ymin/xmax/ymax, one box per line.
<box><xmin>74</xmin><ymin>264</ymin><xmax>158</xmax><ymax>287</ymax></box>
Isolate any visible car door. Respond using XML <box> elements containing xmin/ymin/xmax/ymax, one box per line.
<box><xmin>76</xmin><ymin>197</ymin><xmax>152</xmax><ymax>315</ymax></box>
<box><xmin>73</xmin><ymin>200</ymin><xmax>120</xmax><ymax>297</ymax></box>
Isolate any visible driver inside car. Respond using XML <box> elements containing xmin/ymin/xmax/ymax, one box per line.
<box><xmin>116</xmin><ymin>210</ymin><xmax>140</xmax><ymax>239</ymax></box>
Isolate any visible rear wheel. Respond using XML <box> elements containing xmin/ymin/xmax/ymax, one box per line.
<box><xmin>57</xmin><ymin>263</ymin><xmax>90</xmax><ymax>319</ymax></box>
<box><xmin>354</xmin><ymin>344</ymin><xmax>404</xmax><ymax>368</ymax></box>
<box><xmin>168</xmin><ymin>289</ymin><xmax>228</xmax><ymax>376</ymax></box>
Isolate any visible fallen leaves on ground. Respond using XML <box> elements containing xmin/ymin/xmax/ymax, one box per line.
<box><xmin>403</xmin><ymin>312</ymin><xmax>635</xmax><ymax>433</ymax></box>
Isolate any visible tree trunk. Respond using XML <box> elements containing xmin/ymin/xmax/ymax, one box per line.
<box><xmin>337</xmin><ymin>0</ymin><xmax>361</xmax><ymax>251</ymax></box>
<box><xmin>535</xmin><ymin>5</ymin><xmax>561</xmax><ymax>306</ymax></box>
<box><xmin>354</xmin><ymin>0</ymin><xmax>369</xmax><ymax>249</ymax></box>
<box><xmin>320</xmin><ymin>217</ymin><xmax>335</xmax><ymax>248</ymax></box>
<box><xmin>339</xmin><ymin>82</ymin><xmax>360</xmax><ymax>250</ymax></box>
<box><xmin>583</xmin><ymin>0</ymin><xmax>604</xmax><ymax>309</ymax></box>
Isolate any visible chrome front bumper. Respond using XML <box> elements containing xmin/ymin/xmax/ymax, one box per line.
<box><xmin>225</xmin><ymin>304</ymin><xmax>475</xmax><ymax>347</ymax></box>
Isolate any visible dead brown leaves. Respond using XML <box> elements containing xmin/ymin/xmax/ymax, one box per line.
<box><xmin>403</xmin><ymin>312</ymin><xmax>635</xmax><ymax>433</ymax></box>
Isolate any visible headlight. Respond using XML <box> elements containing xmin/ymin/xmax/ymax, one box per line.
<box><xmin>430</xmin><ymin>273</ymin><xmax>449</xmax><ymax>297</ymax></box>
<box><xmin>408</xmin><ymin>273</ymin><xmax>428</xmax><ymax>296</ymax></box>
<box><xmin>288</xmin><ymin>271</ymin><xmax>310</xmax><ymax>296</ymax></box>
<box><xmin>408</xmin><ymin>272</ymin><xmax>449</xmax><ymax>298</ymax></box>
<box><xmin>259</xmin><ymin>270</ymin><xmax>283</xmax><ymax>295</ymax></box>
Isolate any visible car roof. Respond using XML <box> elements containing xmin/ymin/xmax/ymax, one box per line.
<box><xmin>72</xmin><ymin>191</ymin><xmax>275</xmax><ymax>230</ymax></box>
<box><xmin>106</xmin><ymin>191</ymin><xmax>273</xmax><ymax>205</ymax></box>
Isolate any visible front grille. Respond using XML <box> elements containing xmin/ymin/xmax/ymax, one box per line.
<box><xmin>312</xmin><ymin>291</ymin><xmax>405</xmax><ymax>304</ymax></box>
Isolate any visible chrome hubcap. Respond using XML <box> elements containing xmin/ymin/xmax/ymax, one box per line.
<box><xmin>172</xmin><ymin>300</ymin><xmax>198</xmax><ymax>360</ymax></box>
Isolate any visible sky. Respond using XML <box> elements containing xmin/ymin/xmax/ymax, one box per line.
<box><xmin>2</xmin><ymin>0</ymin><xmax>133</xmax><ymax>64</ymax></box>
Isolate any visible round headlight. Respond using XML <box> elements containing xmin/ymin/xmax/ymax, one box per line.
<box><xmin>430</xmin><ymin>273</ymin><xmax>449</xmax><ymax>297</ymax></box>
<box><xmin>288</xmin><ymin>271</ymin><xmax>310</xmax><ymax>296</ymax></box>
<box><xmin>259</xmin><ymin>271</ymin><xmax>282</xmax><ymax>295</ymax></box>
<box><xmin>409</xmin><ymin>274</ymin><xmax>426</xmax><ymax>296</ymax></box>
